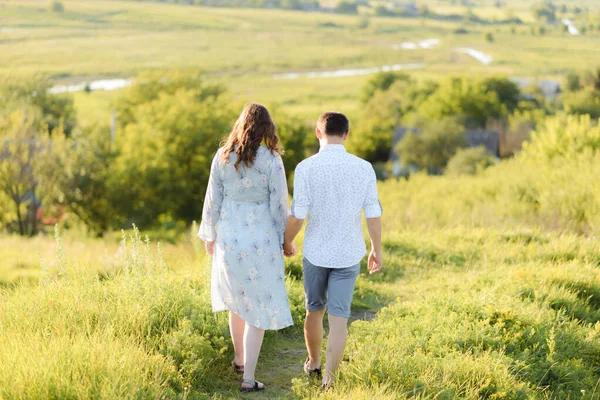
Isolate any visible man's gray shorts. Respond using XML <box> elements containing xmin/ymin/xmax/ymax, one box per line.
<box><xmin>303</xmin><ymin>257</ymin><xmax>360</xmax><ymax>318</ymax></box>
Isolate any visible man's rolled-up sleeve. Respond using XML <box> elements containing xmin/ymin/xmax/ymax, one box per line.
<box><xmin>291</xmin><ymin>165</ymin><xmax>310</xmax><ymax>219</ymax></box>
<box><xmin>363</xmin><ymin>168</ymin><xmax>382</xmax><ymax>218</ymax></box>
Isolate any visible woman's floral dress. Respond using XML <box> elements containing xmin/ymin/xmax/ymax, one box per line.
<box><xmin>198</xmin><ymin>146</ymin><xmax>293</xmax><ymax>330</ymax></box>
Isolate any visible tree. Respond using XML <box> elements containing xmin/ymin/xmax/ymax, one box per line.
<box><xmin>416</xmin><ymin>77</ymin><xmax>506</xmax><ymax>129</ymax></box>
<box><xmin>562</xmin><ymin>88</ymin><xmax>600</xmax><ymax>119</ymax></box>
<box><xmin>113</xmin><ymin>70</ymin><xmax>224</xmax><ymax>128</ymax></box>
<box><xmin>531</xmin><ymin>3</ymin><xmax>556</xmax><ymax>23</ymax></box>
<box><xmin>480</xmin><ymin>77</ymin><xmax>521</xmax><ymax>112</ymax></box>
<box><xmin>39</xmin><ymin>125</ymin><xmax>119</xmax><ymax>235</ymax></box>
<box><xmin>336</xmin><ymin>1</ymin><xmax>358</xmax><ymax>14</ymax></box>
<box><xmin>50</xmin><ymin>0</ymin><xmax>64</xmax><ymax>13</ymax></box>
<box><xmin>0</xmin><ymin>77</ymin><xmax>77</xmax><ymax>135</ymax></box>
<box><xmin>111</xmin><ymin>76</ymin><xmax>236</xmax><ymax>228</ymax></box>
<box><xmin>396</xmin><ymin>118</ymin><xmax>467</xmax><ymax>173</ymax></box>
<box><xmin>446</xmin><ymin>146</ymin><xmax>495</xmax><ymax>175</ymax></box>
<box><xmin>485</xmin><ymin>32</ymin><xmax>495</xmax><ymax>42</ymax></box>
<box><xmin>360</xmin><ymin>72</ymin><xmax>411</xmax><ymax>104</ymax></box>
<box><xmin>0</xmin><ymin>110</ymin><xmax>54</xmax><ymax>235</ymax></box>
<box><xmin>564</xmin><ymin>71</ymin><xmax>581</xmax><ymax>92</ymax></box>
<box><xmin>522</xmin><ymin>114</ymin><xmax>600</xmax><ymax>161</ymax></box>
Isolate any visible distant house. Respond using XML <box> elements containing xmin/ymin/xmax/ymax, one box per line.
<box><xmin>391</xmin><ymin>2</ymin><xmax>418</xmax><ymax>16</ymax></box>
<box><xmin>389</xmin><ymin>126</ymin><xmax>500</xmax><ymax>177</ymax></box>
<box><xmin>510</xmin><ymin>78</ymin><xmax>561</xmax><ymax>98</ymax></box>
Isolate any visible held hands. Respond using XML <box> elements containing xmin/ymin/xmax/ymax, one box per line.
<box><xmin>205</xmin><ymin>240</ymin><xmax>215</xmax><ymax>256</ymax></box>
<box><xmin>283</xmin><ymin>241</ymin><xmax>297</xmax><ymax>257</ymax></box>
<box><xmin>367</xmin><ymin>248</ymin><xmax>382</xmax><ymax>274</ymax></box>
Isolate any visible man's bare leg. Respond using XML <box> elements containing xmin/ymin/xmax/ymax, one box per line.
<box><xmin>304</xmin><ymin>309</ymin><xmax>326</xmax><ymax>369</ymax></box>
<box><xmin>323</xmin><ymin>315</ymin><xmax>348</xmax><ymax>386</ymax></box>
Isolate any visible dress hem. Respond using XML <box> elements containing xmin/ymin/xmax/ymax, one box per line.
<box><xmin>213</xmin><ymin>306</ymin><xmax>294</xmax><ymax>331</ymax></box>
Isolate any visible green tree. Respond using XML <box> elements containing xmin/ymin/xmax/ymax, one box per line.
<box><xmin>446</xmin><ymin>146</ymin><xmax>495</xmax><ymax>175</ymax></box>
<box><xmin>417</xmin><ymin>77</ymin><xmax>506</xmax><ymax>129</ymax></box>
<box><xmin>531</xmin><ymin>3</ymin><xmax>556</xmax><ymax>23</ymax></box>
<box><xmin>113</xmin><ymin>70</ymin><xmax>224</xmax><ymax>128</ymax></box>
<box><xmin>336</xmin><ymin>1</ymin><xmax>358</xmax><ymax>14</ymax></box>
<box><xmin>396</xmin><ymin>118</ymin><xmax>467</xmax><ymax>173</ymax></box>
<box><xmin>0</xmin><ymin>109</ymin><xmax>54</xmax><ymax>235</ymax></box>
<box><xmin>562</xmin><ymin>88</ymin><xmax>600</xmax><ymax>118</ymax></box>
<box><xmin>40</xmin><ymin>125</ymin><xmax>118</xmax><ymax>235</ymax></box>
<box><xmin>360</xmin><ymin>72</ymin><xmax>411</xmax><ymax>104</ymax></box>
<box><xmin>111</xmin><ymin>80</ymin><xmax>235</xmax><ymax>228</ymax></box>
<box><xmin>50</xmin><ymin>0</ymin><xmax>64</xmax><ymax>13</ymax></box>
<box><xmin>522</xmin><ymin>113</ymin><xmax>600</xmax><ymax>161</ymax></box>
<box><xmin>485</xmin><ymin>32</ymin><xmax>495</xmax><ymax>42</ymax></box>
<box><xmin>0</xmin><ymin>77</ymin><xmax>76</xmax><ymax>135</ymax></box>
<box><xmin>564</xmin><ymin>71</ymin><xmax>581</xmax><ymax>92</ymax></box>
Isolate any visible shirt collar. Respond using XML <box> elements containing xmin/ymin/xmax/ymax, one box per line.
<box><xmin>319</xmin><ymin>144</ymin><xmax>347</xmax><ymax>153</ymax></box>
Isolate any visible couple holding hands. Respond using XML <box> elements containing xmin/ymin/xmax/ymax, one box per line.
<box><xmin>198</xmin><ymin>104</ymin><xmax>383</xmax><ymax>393</ymax></box>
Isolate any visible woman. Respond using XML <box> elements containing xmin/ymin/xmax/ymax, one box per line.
<box><xmin>198</xmin><ymin>103</ymin><xmax>293</xmax><ymax>393</ymax></box>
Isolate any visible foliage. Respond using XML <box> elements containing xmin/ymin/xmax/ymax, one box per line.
<box><xmin>562</xmin><ymin>88</ymin><xmax>600</xmax><ymax>119</ymax></box>
<box><xmin>50</xmin><ymin>0</ymin><xmax>64</xmax><ymax>13</ymax></box>
<box><xmin>111</xmin><ymin>77</ymin><xmax>235</xmax><ymax>228</ymax></box>
<box><xmin>417</xmin><ymin>77</ymin><xmax>507</xmax><ymax>129</ymax></box>
<box><xmin>0</xmin><ymin>109</ymin><xmax>55</xmax><ymax>236</ymax></box>
<box><xmin>360</xmin><ymin>72</ymin><xmax>410</xmax><ymax>105</ymax></box>
<box><xmin>396</xmin><ymin>118</ymin><xmax>467</xmax><ymax>173</ymax></box>
<box><xmin>446</xmin><ymin>146</ymin><xmax>495</xmax><ymax>175</ymax></box>
<box><xmin>531</xmin><ymin>2</ymin><xmax>556</xmax><ymax>23</ymax></box>
<box><xmin>336</xmin><ymin>1</ymin><xmax>358</xmax><ymax>14</ymax></box>
<box><xmin>0</xmin><ymin>77</ymin><xmax>77</xmax><ymax>135</ymax></box>
<box><xmin>521</xmin><ymin>114</ymin><xmax>600</xmax><ymax>161</ymax></box>
<box><xmin>39</xmin><ymin>126</ymin><xmax>118</xmax><ymax>235</ymax></box>
<box><xmin>113</xmin><ymin>70</ymin><xmax>224</xmax><ymax>128</ymax></box>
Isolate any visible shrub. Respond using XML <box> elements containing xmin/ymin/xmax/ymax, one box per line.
<box><xmin>522</xmin><ymin>114</ymin><xmax>600</xmax><ymax>161</ymax></box>
<box><xmin>50</xmin><ymin>0</ymin><xmax>64</xmax><ymax>13</ymax></box>
<box><xmin>446</xmin><ymin>146</ymin><xmax>495</xmax><ymax>175</ymax></box>
<box><xmin>396</xmin><ymin>118</ymin><xmax>467</xmax><ymax>173</ymax></box>
<box><xmin>485</xmin><ymin>32</ymin><xmax>495</xmax><ymax>42</ymax></box>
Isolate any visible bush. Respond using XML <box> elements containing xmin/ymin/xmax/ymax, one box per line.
<box><xmin>446</xmin><ymin>146</ymin><xmax>495</xmax><ymax>175</ymax></box>
<box><xmin>50</xmin><ymin>0</ymin><xmax>64</xmax><ymax>13</ymax></box>
<box><xmin>485</xmin><ymin>32</ymin><xmax>495</xmax><ymax>42</ymax></box>
<box><xmin>522</xmin><ymin>114</ymin><xmax>600</xmax><ymax>161</ymax></box>
<box><xmin>562</xmin><ymin>88</ymin><xmax>600</xmax><ymax>118</ymax></box>
<box><xmin>396</xmin><ymin>118</ymin><xmax>467</xmax><ymax>173</ymax></box>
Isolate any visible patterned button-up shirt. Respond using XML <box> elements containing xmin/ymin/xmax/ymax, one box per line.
<box><xmin>291</xmin><ymin>144</ymin><xmax>382</xmax><ymax>268</ymax></box>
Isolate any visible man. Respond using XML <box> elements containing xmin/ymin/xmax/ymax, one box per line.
<box><xmin>283</xmin><ymin>112</ymin><xmax>383</xmax><ymax>388</ymax></box>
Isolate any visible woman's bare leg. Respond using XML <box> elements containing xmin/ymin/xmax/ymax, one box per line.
<box><xmin>229</xmin><ymin>312</ymin><xmax>245</xmax><ymax>366</ymax></box>
<box><xmin>241</xmin><ymin>322</ymin><xmax>266</xmax><ymax>388</ymax></box>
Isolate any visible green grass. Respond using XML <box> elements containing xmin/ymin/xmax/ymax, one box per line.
<box><xmin>1</xmin><ymin>158</ymin><xmax>599</xmax><ymax>398</ymax></box>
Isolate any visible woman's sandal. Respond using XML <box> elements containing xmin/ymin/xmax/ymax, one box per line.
<box><xmin>240</xmin><ymin>378</ymin><xmax>265</xmax><ymax>393</ymax></box>
<box><xmin>231</xmin><ymin>360</ymin><xmax>244</xmax><ymax>374</ymax></box>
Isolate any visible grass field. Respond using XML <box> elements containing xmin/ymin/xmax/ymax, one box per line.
<box><xmin>1</xmin><ymin>156</ymin><xmax>599</xmax><ymax>399</ymax></box>
<box><xmin>2</xmin><ymin>0</ymin><xmax>600</xmax><ymax>124</ymax></box>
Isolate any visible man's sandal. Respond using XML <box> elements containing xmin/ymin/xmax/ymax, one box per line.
<box><xmin>231</xmin><ymin>360</ymin><xmax>244</xmax><ymax>374</ymax></box>
<box><xmin>240</xmin><ymin>378</ymin><xmax>265</xmax><ymax>393</ymax></box>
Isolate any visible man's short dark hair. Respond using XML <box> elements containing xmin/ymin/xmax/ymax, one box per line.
<box><xmin>317</xmin><ymin>112</ymin><xmax>349</xmax><ymax>137</ymax></box>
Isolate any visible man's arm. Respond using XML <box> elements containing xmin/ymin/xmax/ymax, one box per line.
<box><xmin>366</xmin><ymin>217</ymin><xmax>382</xmax><ymax>274</ymax></box>
<box><xmin>283</xmin><ymin>216</ymin><xmax>304</xmax><ymax>256</ymax></box>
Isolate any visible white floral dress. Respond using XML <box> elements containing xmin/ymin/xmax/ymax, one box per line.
<box><xmin>198</xmin><ymin>146</ymin><xmax>293</xmax><ymax>330</ymax></box>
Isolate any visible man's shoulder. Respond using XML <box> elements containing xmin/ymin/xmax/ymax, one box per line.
<box><xmin>345</xmin><ymin>153</ymin><xmax>375</xmax><ymax>173</ymax></box>
<box><xmin>295</xmin><ymin>155</ymin><xmax>317</xmax><ymax>173</ymax></box>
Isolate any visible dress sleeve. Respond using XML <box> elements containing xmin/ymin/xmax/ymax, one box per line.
<box><xmin>268</xmin><ymin>153</ymin><xmax>289</xmax><ymax>245</ymax></box>
<box><xmin>198</xmin><ymin>151</ymin><xmax>224</xmax><ymax>242</ymax></box>
<box><xmin>363</xmin><ymin>167</ymin><xmax>383</xmax><ymax>219</ymax></box>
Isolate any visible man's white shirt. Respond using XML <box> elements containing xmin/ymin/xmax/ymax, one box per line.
<box><xmin>291</xmin><ymin>144</ymin><xmax>382</xmax><ymax>268</ymax></box>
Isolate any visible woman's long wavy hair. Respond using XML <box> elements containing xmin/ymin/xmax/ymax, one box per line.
<box><xmin>220</xmin><ymin>103</ymin><xmax>283</xmax><ymax>170</ymax></box>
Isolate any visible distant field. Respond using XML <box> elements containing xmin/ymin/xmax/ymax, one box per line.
<box><xmin>2</xmin><ymin>0</ymin><xmax>600</xmax><ymax>123</ymax></box>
